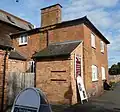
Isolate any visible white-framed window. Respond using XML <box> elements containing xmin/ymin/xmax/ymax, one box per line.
<box><xmin>101</xmin><ymin>67</ymin><xmax>106</xmax><ymax>80</ymax></box>
<box><xmin>27</xmin><ymin>61</ymin><xmax>35</xmax><ymax>73</ymax></box>
<box><xmin>100</xmin><ymin>41</ymin><xmax>104</xmax><ymax>53</ymax></box>
<box><xmin>91</xmin><ymin>33</ymin><xmax>96</xmax><ymax>48</ymax></box>
<box><xmin>92</xmin><ymin>65</ymin><xmax>98</xmax><ymax>81</ymax></box>
<box><xmin>19</xmin><ymin>35</ymin><xmax>28</xmax><ymax>45</ymax></box>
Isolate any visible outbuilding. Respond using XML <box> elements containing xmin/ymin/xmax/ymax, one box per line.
<box><xmin>33</xmin><ymin>40</ymin><xmax>83</xmax><ymax>104</ymax></box>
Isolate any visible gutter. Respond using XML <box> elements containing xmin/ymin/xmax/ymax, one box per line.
<box><xmin>34</xmin><ymin>60</ymin><xmax>36</xmax><ymax>87</ymax></box>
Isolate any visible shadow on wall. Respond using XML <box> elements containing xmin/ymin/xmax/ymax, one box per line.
<box><xmin>64</xmin><ymin>82</ymin><xmax>73</xmax><ymax>105</ymax></box>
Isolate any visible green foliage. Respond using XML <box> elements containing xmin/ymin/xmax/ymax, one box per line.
<box><xmin>109</xmin><ymin>62</ymin><xmax>120</xmax><ymax>75</ymax></box>
<box><xmin>109</xmin><ymin>81</ymin><xmax>115</xmax><ymax>86</ymax></box>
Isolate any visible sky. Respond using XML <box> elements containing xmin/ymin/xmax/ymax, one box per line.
<box><xmin>0</xmin><ymin>0</ymin><xmax>120</xmax><ymax>67</ymax></box>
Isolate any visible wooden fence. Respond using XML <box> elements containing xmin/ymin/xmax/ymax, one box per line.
<box><xmin>7</xmin><ymin>72</ymin><xmax>34</xmax><ymax>106</ymax></box>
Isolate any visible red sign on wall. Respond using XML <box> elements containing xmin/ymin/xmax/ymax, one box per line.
<box><xmin>75</xmin><ymin>55</ymin><xmax>81</xmax><ymax>78</ymax></box>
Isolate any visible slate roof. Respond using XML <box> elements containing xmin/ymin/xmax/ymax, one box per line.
<box><xmin>0</xmin><ymin>44</ymin><xmax>13</xmax><ymax>50</ymax></box>
<box><xmin>0</xmin><ymin>34</ymin><xmax>12</xmax><ymax>49</ymax></box>
<box><xmin>0</xmin><ymin>9</ymin><xmax>34</xmax><ymax>30</ymax></box>
<box><xmin>33</xmin><ymin>40</ymin><xmax>82</xmax><ymax>59</ymax></box>
<box><xmin>9</xmin><ymin>50</ymin><xmax>27</xmax><ymax>60</ymax></box>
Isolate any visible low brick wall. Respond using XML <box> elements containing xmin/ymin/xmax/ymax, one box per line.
<box><xmin>109</xmin><ymin>75</ymin><xmax>120</xmax><ymax>83</ymax></box>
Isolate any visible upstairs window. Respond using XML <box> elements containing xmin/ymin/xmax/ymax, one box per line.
<box><xmin>19</xmin><ymin>35</ymin><xmax>28</xmax><ymax>45</ymax></box>
<box><xmin>101</xmin><ymin>67</ymin><xmax>106</xmax><ymax>80</ymax></box>
<box><xmin>92</xmin><ymin>65</ymin><xmax>98</xmax><ymax>81</ymax></box>
<box><xmin>91</xmin><ymin>33</ymin><xmax>96</xmax><ymax>48</ymax></box>
<box><xmin>100</xmin><ymin>41</ymin><xmax>104</xmax><ymax>53</ymax></box>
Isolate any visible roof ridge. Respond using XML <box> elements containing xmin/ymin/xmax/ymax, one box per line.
<box><xmin>0</xmin><ymin>9</ymin><xmax>33</xmax><ymax>25</ymax></box>
<box><xmin>50</xmin><ymin>40</ymin><xmax>82</xmax><ymax>45</ymax></box>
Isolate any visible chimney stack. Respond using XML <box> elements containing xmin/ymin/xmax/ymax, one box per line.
<box><xmin>41</xmin><ymin>4</ymin><xmax>62</xmax><ymax>27</ymax></box>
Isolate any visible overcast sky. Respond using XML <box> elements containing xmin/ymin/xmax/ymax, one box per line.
<box><xmin>0</xmin><ymin>0</ymin><xmax>120</xmax><ymax>67</ymax></box>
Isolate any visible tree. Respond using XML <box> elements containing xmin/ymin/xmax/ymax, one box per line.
<box><xmin>117</xmin><ymin>62</ymin><xmax>120</xmax><ymax>74</ymax></box>
<box><xmin>109</xmin><ymin>63</ymin><xmax>120</xmax><ymax>75</ymax></box>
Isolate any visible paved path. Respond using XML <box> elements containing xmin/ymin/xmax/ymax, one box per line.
<box><xmin>96</xmin><ymin>82</ymin><xmax>120</xmax><ymax>105</ymax></box>
<box><xmin>52</xmin><ymin>82</ymin><xmax>120</xmax><ymax>112</ymax></box>
<box><xmin>91</xmin><ymin>82</ymin><xmax>120</xmax><ymax>110</ymax></box>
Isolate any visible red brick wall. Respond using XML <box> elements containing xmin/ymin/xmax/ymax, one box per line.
<box><xmin>12</xmin><ymin>24</ymin><xmax>84</xmax><ymax>61</ymax></box>
<box><xmin>8</xmin><ymin>59</ymin><xmax>26</xmax><ymax>72</ymax></box>
<box><xmin>0</xmin><ymin>50</ymin><xmax>5</xmax><ymax>105</ymax></box>
<box><xmin>36</xmin><ymin>58</ymin><xmax>72</xmax><ymax>104</ymax></box>
<box><xmin>0</xmin><ymin>50</ymin><xmax>9</xmax><ymax>105</ymax></box>
<box><xmin>41</xmin><ymin>4</ymin><xmax>62</xmax><ymax>27</ymax></box>
<box><xmin>47</xmin><ymin>23</ymin><xmax>109</xmax><ymax>97</ymax></box>
<box><xmin>48</xmin><ymin>24</ymin><xmax>84</xmax><ymax>44</ymax></box>
<box><xmin>12</xmin><ymin>33</ymin><xmax>43</xmax><ymax>61</ymax></box>
<box><xmin>35</xmin><ymin>42</ymin><xmax>83</xmax><ymax>105</ymax></box>
<box><xmin>83</xmin><ymin>24</ymin><xmax>109</xmax><ymax>97</ymax></box>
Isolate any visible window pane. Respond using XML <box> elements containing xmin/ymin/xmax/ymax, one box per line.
<box><xmin>91</xmin><ymin>33</ymin><xmax>95</xmax><ymax>48</ymax></box>
<box><xmin>101</xmin><ymin>41</ymin><xmax>104</xmax><ymax>52</ymax></box>
<box><xmin>92</xmin><ymin>65</ymin><xmax>98</xmax><ymax>81</ymax></box>
<box><xmin>19</xmin><ymin>35</ymin><xmax>28</xmax><ymax>45</ymax></box>
<box><xmin>21</xmin><ymin>36</ymin><xmax>24</xmax><ymax>43</ymax></box>
<box><xmin>24</xmin><ymin>36</ymin><xmax>27</xmax><ymax>43</ymax></box>
<box><xmin>95</xmin><ymin>66</ymin><xmax>98</xmax><ymax>80</ymax></box>
<box><xmin>101</xmin><ymin>67</ymin><xmax>105</xmax><ymax>80</ymax></box>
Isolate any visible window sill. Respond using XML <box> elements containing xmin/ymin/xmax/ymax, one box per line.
<box><xmin>92</xmin><ymin>46</ymin><xmax>96</xmax><ymax>49</ymax></box>
<box><xmin>92</xmin><ymin>79</ymin><xmax>98</xmax><ymax>82</ymax></box>
<box><xmin>19</xmin><ymin>43</ymin><xmax>27</xmax><ymax>46</ymax></box>
<box><xmin>102</xmin><ymin>78</ymin><xmax>106</xmax><ymax>81</ymax></box>
<box><xmin>101</xmin><ymin>51</ymin><xmax>104</xmax><ymax>54</ymax></box>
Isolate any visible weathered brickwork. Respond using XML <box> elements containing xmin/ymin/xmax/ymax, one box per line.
<box><xmin>12</xmin><ymin>33</ymin><xmax>42</xmax><ymax>60</ymax></box>
<box><xmin>36</xmin><ymin>58</ymin><xmax>71</xmax><ymax>104</ymax></box>
<box><xmin>41</xmin><ymin>4</ymin><xmax>62</xmax><ymax>27</ymax></box>
<box><xmin>0</xmin><ymin>50</ymin><xmax>9</xmax><ymax>105</ymax></box>
<box><xmin>48</xmin><ymin>24</ymin><xmax>84</xmax><ymax>44</ymax></box>
<box><xmin>0</xmin><ymin>50</ymin><xmax>5</xmax><ymax>104</ymax></box>
<box><xmin>35</xmin><ymin>43</ymin><xmax>83</xmax><ymax>105</ymax></box>
<box><xmin>83</xmin><ymin>25</ymin><xmax>109</xmax><ymax>97</ymax></box>
<box><xmin>8</xmin><ymin>59</ymin><xmax>26</xmax><ymax>72</ymax></box>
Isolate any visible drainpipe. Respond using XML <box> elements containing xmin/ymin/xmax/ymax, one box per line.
<box><xmin>46</xmin><ymin>30</ymin><xmax>49</xmax><ymax>46</ymax></box>
<box><xmin>34</xmin><ymin>60</ymin><xmax>36</xmax><ymax>87</ymax></box>
<box><xmin>1</xmin><ymin>50</ymin><xmax>8</xmax><ymax>112</ymax></box>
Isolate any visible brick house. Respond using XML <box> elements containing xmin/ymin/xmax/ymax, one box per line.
<box><xmin>0</xmin><ymin>9</ymin><xmax>33</xmax><ymax>105</ymax></box>
<box><xmin>10</xmin><ymin>4</ymin><xmax>110</xmax><ymax>104</ymax></box>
